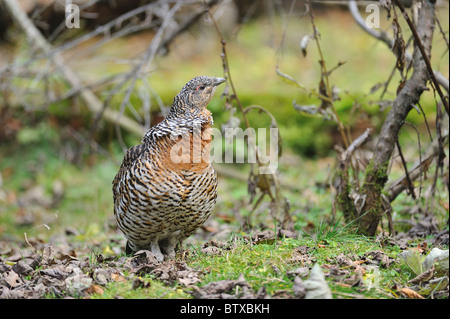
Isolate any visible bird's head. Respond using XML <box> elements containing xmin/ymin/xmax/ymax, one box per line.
<box><xmin>174</xmin><ymin>76</ymin><xmax>226</xmax><ymax>111</ymax></box>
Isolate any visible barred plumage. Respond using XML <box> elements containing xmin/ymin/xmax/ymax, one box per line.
<box><xmin>113</xmin><ymin>76</ymin><xmax>225</xmax><ymax>260</ymax></box>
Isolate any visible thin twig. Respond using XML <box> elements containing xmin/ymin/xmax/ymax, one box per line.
<box><xmin>348</xmin><ymin>0</ymin><xmax>394</xmax><ymax>47</ymax></box>
<box><xmin>209</xmin><ymin>9</ymin><xmax>291</xmax><ymax>229</ymax></box>
<box><xmin>159</xmin><ymin>0</ymin><xmax>220</xmax><ymax>53</ymax></box>
<box><xmin>0</xmin><ymin>2</ymin><xmax>159</xmax><ymax>76</ymax></box>
<box><xmin>335</xmin><ymin>128</ymin><xmax>372</xmax><ymax>223</ymax></box>
<box><xmin>340</xmin><ymin>128</ymin><xmax>372</xmax><ymax>163</ymax></box>
<box><xmin>209</xmin><ymin>11</ymin><xmax>260</xmax><ymax>168</ymax></box>
<box><xmin>433</xmin><ymin>10</ymin><xmax>449</xmax><ymax>52</ymax></box>
<box><xmin>392</xmin><ymin>0</ymin><xmax>449</xmax><ymax>115</ymax></box>
<box><xmin>395</xmin><ymin>140</ymin><xmax>416</xmax><ymax>199</ymax></box>
<box><xmin>2</xmin><ymin>0</ymin><xmax>146</xmax><ymax>137</ymax></box>
<box><xmin>348</xmin><ymin>0</ymin><xmax>449</xmax><ymax>97</ymax></box>
<box><xmin>307</xmin><ymin>0</ymin><xmax>349</xmax><ymax>149</ymax></box>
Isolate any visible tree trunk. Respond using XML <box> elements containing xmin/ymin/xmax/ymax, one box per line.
<box><xmin>357</xmin><ymin>0</ymin><xmax>436</xmax><ymax>236</ymax></box>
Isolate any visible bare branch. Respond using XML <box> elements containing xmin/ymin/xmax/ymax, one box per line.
<box><xmin>348</xmin><ymin>0</ymin><xmax>394</xmax><ymax>48</ymax></box>
<box><xmin>386</xmin><ymin>118</ymin><xmax>449</xmax><ymax>202</ymax></box>
<box><xmin>159</xmin><ymin>0</ymin><xmax>220</xmax><ymax>54</ymax></box>
<box><xmin>209</xmin><ymin>9</ymin><xmax>292</xmax><ymax>230</ymax></box>
<box><xmin>2</xmin><ymin>0</ymin><xmax>146</xmax><ymax>137</ymax></box>
<box><xmin>395</xmin><ymin>139</ymin><xmax>416</xmax><ymax>199</ymax></box>
<box><xmin>340</xmin><ymin>128</ymin><xmax>372</xmax><ymax>163</ymax></box>
<box><xmin>393</xmin><ymin>0</ymin><xmax>449</xmax><ymax>115</ymax></box>
<box><xmin>434</xmin><ymin>70</ymin><xmax>449</xmax><ymax>94</ymax></box>
<box><xmin>358</xmin><ymin>0</ymin><xmax>438</xmax><ymax>235</ymax></box>
<box><xmin>307</xmin><ymin>0</ymin><xmax>350</xmax><ymax>148</ymax></box>
<box><xmin>349</xmin><ymin>0</ymin><xmax>450</xmax><ymax>99</ymax></box>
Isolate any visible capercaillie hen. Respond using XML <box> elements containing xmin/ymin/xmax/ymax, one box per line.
<box><xmin>113</xmin><ymin>76</ymin><xmax>226</xmax><ymax>260</ymax></box>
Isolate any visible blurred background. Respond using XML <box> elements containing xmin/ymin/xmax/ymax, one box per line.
<box><xmin>0</xmin><ymin>0</ymin><xmax>448</xmax><ymax>251</ymax></box>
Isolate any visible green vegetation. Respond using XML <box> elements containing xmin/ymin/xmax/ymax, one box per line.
<box><xmin>1</xmin><ymin>128</ymin><xmax>447</xmax><ymax>299</ymax></box>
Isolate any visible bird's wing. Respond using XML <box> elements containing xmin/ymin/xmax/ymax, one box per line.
<box><xmin>112</xmin><ymin>143</ymin><xmax>147</xmax><ymax>199</ymax></box>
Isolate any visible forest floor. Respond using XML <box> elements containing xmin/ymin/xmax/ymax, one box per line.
<box><xmin>0</xmin><ymin>136</ymin><xmax>448</xmax><ymax>301</ymax></box>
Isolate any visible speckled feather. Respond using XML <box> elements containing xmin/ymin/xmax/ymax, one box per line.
<box><xmin>112</xmin><ymin>76</ymin><xmax>225</xmax><ymax>260</ymax></box>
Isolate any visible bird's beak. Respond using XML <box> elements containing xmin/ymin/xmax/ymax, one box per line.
<box><xmin>213</xmin><ymin>77</ymin><xmax>226</xmax><ymax>86</ymax></box>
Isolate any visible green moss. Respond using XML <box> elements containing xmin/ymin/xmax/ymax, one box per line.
<box><xmin>92</xmin><ymin>277</ymin><xmax>191</xmax><ymax>299</ymax></box>
<box><xmin>363</xmin><ymin>159</ymin><xmax>390</xmax><ymax>190</ymax></box>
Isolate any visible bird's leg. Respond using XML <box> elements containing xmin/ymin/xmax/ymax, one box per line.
<box><xmin>125</xmin><ymin>242</ymin><xmax>134</xmax><ymax>255</ymax></box>
<box><xmin>159</xmin><ymin>237</ymin><xmax>178</xmax><ymax>259</ymax></box>
<box><xmin>165</xmin><ymin>245</ymin><xmax>176</xmax><ymax>259</ymax></box>
<box><xmin>150</xmin><ymin>241</ymin><xmax>164</xmax><ymax>261</ymax></box>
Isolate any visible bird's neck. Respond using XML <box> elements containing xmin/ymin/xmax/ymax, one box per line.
<box><xmin>166</xmin><ymin>101</ymin><xmax>213</xmax><ymax>125</ymax></box>
<box><xmin>143</xmin><ymin>105</ymin><xmax>213</xmax><ymax>138</ymax></box>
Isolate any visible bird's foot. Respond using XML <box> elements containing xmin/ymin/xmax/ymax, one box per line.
<box><xmin>150</xmin><ymin>241</ymin><xmax>164</xmax><ymax>262</ymax></box>
<box><xmin>159</xmin><ymin>239</ymin><xmax>178</xmax><ymax>260</ymax></box>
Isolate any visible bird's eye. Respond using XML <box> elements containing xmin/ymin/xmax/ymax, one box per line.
<box><xmin>195</xmin><ymin>85</ymin><xmax>206</xmax><ymax>91</ymax></box>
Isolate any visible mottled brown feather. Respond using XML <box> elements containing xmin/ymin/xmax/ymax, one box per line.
<box><xmin>112</xmin><ymin>76</ymin><xmax>225</xmax><ymax>260</ymax></box>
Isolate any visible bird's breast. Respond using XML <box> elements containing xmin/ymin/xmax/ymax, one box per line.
<box><xmin>154</xmin><ymin>123</ymin><xmax>214</xmax><ymax>173</ymax></box>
